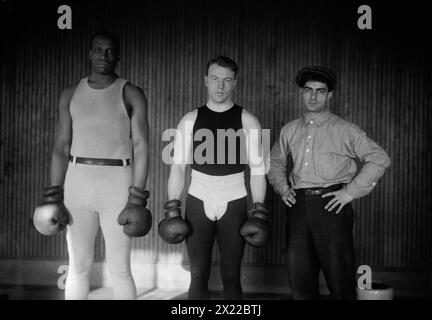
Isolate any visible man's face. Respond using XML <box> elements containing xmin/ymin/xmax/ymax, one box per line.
<box><xmin>89</xmin><ymin>36</ymin><xmax>119</xmax><ymax>75</ymax></box>
<box><xmin>301</xmin><ymin>80</ymin><xmax>333</xmax><ymax>113</ymax></box>
<box><xmin>204</xmin><ymin>63</ymin><xmax>237</xmax><ymax>104</ymax></box>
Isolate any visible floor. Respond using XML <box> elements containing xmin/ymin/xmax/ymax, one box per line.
<box><xmin>0</xmin><ymin>285</ymin><xmax>291</xmax><ymax>300</ymax></box>
<box><xmin>0</xmin><ymin>285</ymin><xmax>431</xmax><ymax>300</ymax></box>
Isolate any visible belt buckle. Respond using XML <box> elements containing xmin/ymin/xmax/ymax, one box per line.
<box><xmin>305</xmin><ymin>188</ymin><xmax>321</xmax><ymax>196</ymax></box>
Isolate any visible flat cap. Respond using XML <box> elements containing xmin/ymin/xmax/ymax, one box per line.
<box><xmin>295</xmin><ymin>66</ymin><xmax>337</xmax><ymax>91</ymax></box>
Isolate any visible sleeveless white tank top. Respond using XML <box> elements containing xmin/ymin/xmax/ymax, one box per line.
<box><xmin>69</xmin><ymin>77</ymin><xmax>131</xmax><ymax>159</ymax></box>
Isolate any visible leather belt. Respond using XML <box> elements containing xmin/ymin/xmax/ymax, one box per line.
<box><xmin>297</xmin><ymin>184</ymin><xmax>343</xmax><ymax>197</ymax></box>
<box><xmin>69</xmin><ymin>156</ymin><xmax>130</xmax><ymax>166</ymax></box>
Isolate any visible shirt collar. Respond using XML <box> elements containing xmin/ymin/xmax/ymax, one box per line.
<box><xmin>302</xmin><ymin>110</ymin><xmax>332</xmax><ymax>127</ymax></box>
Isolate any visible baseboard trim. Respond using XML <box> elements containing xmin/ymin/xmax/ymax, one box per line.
<box><xmin>0</xmin><ymin>259</ymin><xmax>430</xmax><ymax>297</ymax></box>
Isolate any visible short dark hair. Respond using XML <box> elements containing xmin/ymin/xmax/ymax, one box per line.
<box><xmin>206</xmin><ymin>56</ymin><xmax>239</xmax><ymax>78</ymax></box>
<box><xmin>90</xmin><ymin>31</ymin><xmax>120</xmax><ymax>53</ymax></box>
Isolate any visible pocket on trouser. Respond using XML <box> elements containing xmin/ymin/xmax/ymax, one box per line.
<box><xmin>286</xmin><ymin>199</ymin><xmax>309</xmax><ymax>243</ymax></box>
<box><xmin>95</xmin><ymin>166</ymin><xmax>131</xmax><ymax>210</ymax></box>
<box><xmin>316</xmin><ymin>197</ymin><xmax>354</xmax><ymax>238</ymax></box>
<box><xmin>64</xmin><ymin>163</ymin><xmax>97</xmax><ymax>210</ymax></box>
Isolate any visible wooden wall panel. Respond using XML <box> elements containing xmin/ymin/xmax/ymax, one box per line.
<box><xmin>0</xmin><ymin>0</ymin><xmax>431</xmax><ymax>272</ymax></box>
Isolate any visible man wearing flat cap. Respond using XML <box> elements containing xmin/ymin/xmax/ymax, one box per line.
<box><xmin>267</xmin><ymin>65</ymin><xmax>391</xmax><ymax>299</ymax></box>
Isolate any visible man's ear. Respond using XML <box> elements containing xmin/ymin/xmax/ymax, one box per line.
<box><xmin>328</xmin><ymin>91</ymin><xmax>333</xmax><ymax>99</ymax></box>
<box><xmin>204</xmin><ymin>75</ymin><xmax>209</xmax><ymax>87</ymax></box>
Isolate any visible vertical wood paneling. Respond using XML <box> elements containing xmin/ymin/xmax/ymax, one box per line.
<box><xmin>0</xmin><ymin>0</ymin><xmax>431</xmax><ymax>272</ymax></box>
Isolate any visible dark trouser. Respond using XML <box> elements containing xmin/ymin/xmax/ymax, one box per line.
<box><xmin>185</xmin><ymin>194</ymin><xmax>248</xmax><ymax>300</ymax></box>
<box><xmin>287</xmin><ymin>184</ymin><xmax>356</xmax><ymax>300</ymax></box>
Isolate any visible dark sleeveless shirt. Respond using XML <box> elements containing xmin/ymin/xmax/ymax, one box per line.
<box><xmin>191</xmin><ymin>105</ymin><xmax>246</xmax><ymax>176</ymax></box>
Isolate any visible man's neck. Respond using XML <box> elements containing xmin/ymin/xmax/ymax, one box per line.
<box><xmin>303</xmin><ymin>108</ymin><xmax>331</xmax><ymax>122</ymax></box>
<box><xmin>206</xmin><ymin>100</ymin><xmax>234</xmax><ymax>112</ymax></box>
<box><xmin>88</xmin><ymin>72</ymin><xmax>118</xmax><ymax>87</ymax></box>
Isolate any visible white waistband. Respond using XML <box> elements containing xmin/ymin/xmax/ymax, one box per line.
<box><xmin>189</xmin><ymin>170</ymin><xmax>246</xmax><ymax>197</ymax></box>
<box><xmin>188</xmin><ymin>169</ymin><xmax>247</xmax><ymax>221</ymax></box>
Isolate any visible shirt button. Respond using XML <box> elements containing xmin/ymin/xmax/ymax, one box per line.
<box><xmin>306</xmin><ymin>149</ymin><xmax>310</xmax><ymax>152</ymax></box>
<box><xmin>307</xmin><ymin>135</ymin><xmax>312</xmax><ymax>139</ymax></box>
<box><xmin>310</xmin><ymin>121</ymin><xmax>314</xmax><ymax>124</ymax></box>
<box><xmin>305</xmin><ymin>162</ymin><xmax>308</xmax><ymax>166</ymax></box>
<box><xmin>372</xmin><ymin>182</ymin><xmax>376</xmax><ymax>186</ymax></box>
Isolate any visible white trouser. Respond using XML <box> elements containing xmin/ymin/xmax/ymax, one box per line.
<box><xmin>63</xmin><ymin>162</ymin><xmax>136</xmax><ymax>300</ymax></box>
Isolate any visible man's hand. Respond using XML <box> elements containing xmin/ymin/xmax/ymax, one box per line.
<box><xmin>281</xmin><ymin>188</ymin><xmax>296</xmax><ymax>207</ymax></box>
<box><xmin>322</xmin><ymin>189</ymin><xmax>354</xmax><ymax>214</ymax></box>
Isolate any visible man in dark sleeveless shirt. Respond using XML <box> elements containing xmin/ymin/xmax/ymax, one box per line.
<box><xmin>159</xmin><ymin>56</ymin><xmax>270</xmax><ymax>299</ymax></box>
<box><xmin>33</xmin><ymin>31</ymin><xmax>152</xmax><ymax>299</ymax></box>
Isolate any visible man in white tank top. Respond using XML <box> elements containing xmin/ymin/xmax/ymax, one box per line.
<box><xmin>33</xmin><ymin>31</ymin><xmax>151</xmax><ymax>300</ymax></box>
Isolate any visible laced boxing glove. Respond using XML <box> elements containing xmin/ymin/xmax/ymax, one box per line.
<box><xmin>118</xmin><ymin>186</ymin><xmax>152</xmax><ymax>237</ymax></box>
<box><xmin>33</xmin><ymin>185</ymin><xmax>70</xmax><ymax>235</ymax></box>
<box><xmin>240</xmin><ymin>202</ymin><xmax>271</xmax><ymax>247</ymax></box>
<box><xmin>158</xmin><ymin>199</ymin><xmax>191</xmax><ymax>244</ymax></box>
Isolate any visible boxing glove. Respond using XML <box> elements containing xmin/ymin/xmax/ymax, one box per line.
<box><xmin>33</xmin><ymin>185</ymin><xmax>70</xmax><ymax>236</ymax></box>
<box><xmin>240</xmin><ymin>202</ymin><xmax>271</xmax><ymax>247</ymax></box>
<box><xmin>118</xmin><ymin>186</ymin><xmax>152</xmax><ymax>237</ymax></box>
<box><xmin>158</xmin><ymin>199</ymin><xmax>191</xmax><ymax>244</ymax></box>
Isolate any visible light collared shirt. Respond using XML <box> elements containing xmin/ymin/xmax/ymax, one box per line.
<box><xmin>267</xmin><ymin>110</ymin><xmax>391</xmax><ymax>199</ymax></box>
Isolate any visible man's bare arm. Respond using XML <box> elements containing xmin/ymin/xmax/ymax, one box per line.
<box><xmin>124</xmin><ymin>83</ymin><xmax>150</xmax><ymax>189</ymax></box>
<box><xmin>167</xmin><ymin>111</ymin><xmax>196</xmax><ymax>200</ymax></box>
<box><xmin>242</xmin><ymin>110</ymin><xmax>266</xmax><ymax>204</ymax></box>
<box><xmin>50</xmin><ymin>84</ymin><xmax>76</xmax><ymax>186</ymax></box>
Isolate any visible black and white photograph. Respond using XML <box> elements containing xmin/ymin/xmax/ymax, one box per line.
<box><xmin>0</xmin><ymin>0</ymin><xmax>431</xmax><ymax>314</ymax></box>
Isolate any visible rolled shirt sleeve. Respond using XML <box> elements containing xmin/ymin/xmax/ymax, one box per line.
<box><xmin>344</xmin><ymin>124</ymin><xmax>391</xmax><ymax>199</ymax></box>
